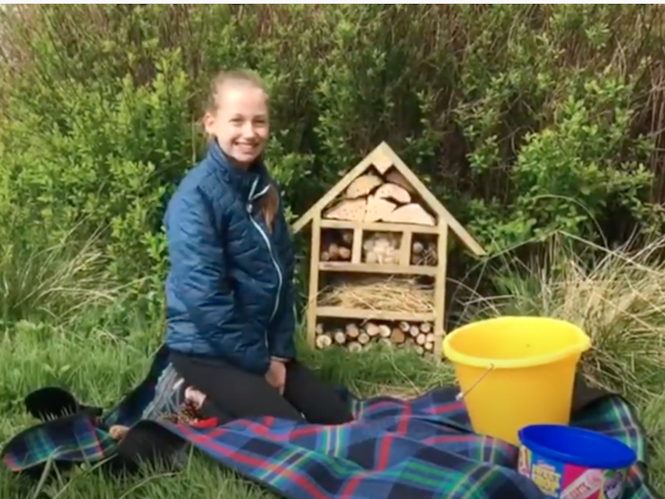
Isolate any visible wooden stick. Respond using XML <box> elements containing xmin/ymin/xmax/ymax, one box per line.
<box><xmin>399</xmin><ymin>230</ymin><xmax>412</xmax><ymax>266</ymax></box>
<box><xmin>358</xmin><ymin>331</ymin><xmax>371</xmax><ymax>345</ymax></box>
<box><xmin>341</xmin><ymin>230</ymin><xmax>353</xmax><ymax>245</ymax></box>
<box><xmin>306</xmin><ymin>213</ymin><xmax>321</xmax><ymax>348</ymax></box>
<box><xmin>415</xmin><ymin>345</ymin><xmax>425</xmax><ymax>356</ymax></box>
<box><xmin>426</xmin><ymin>333</ymin><xmax>435</xmax><ymax>343</ymax></box>
<box><xmin>415</xmin><ymin>333</ymin><xmax>427</xmax><ymax>346</ymax></box>
<box><xmin>398</xmin><ymin>321</ymin><xmax>410</xmax><ymax>332</ymax></box>
<box><xmin>409</xmin><ymin>325</ymin><xmax>419</xmax><ymax>337</ymax></box>
<box><xmin>315</xmin><ymin>323</ymin><xmax>325</xmax><ymax>335</ymax></box>
<box><xmin>412</xmin><ymin>241</ymin><xmax>424</xmax><ymax>255</ymax></box>
<box><xmin>433</xmin><ymin>223</ymin><xmax>448</xmax><ymax>359</ymax></box>
<box><xmin>425</xmin><ymin>341</ymin><xmax>434</xmax><ymax>352</ymax></box>
<box><xmin>351</xmin><ymin>227</ymin><xmax>363</xmax><ymax>263</ymax></box>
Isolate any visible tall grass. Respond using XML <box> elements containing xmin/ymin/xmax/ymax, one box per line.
<box><xmin>462</xmin><ymin>232</ymin><xmax>665</xmax><ymax>403</ymax></box>
<box><xmin>0</xmin><ymin>226</ymin><xmax>130</xmax><ymax>325</ymax></box>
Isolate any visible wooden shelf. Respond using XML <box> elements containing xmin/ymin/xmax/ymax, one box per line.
<box><xmin>320</xmin><ymin>219</ymin><xmax>439</xmax><ymax>234</ymax></box>
<box><xmin>319</xmin><ymin>261</ymin><xmax>436</xmax><ymax>276</ymax></box>
<box><xmin>316</xmin><ymin>306</ymin><xmax>435</xmax><ymax>322</ymax></box>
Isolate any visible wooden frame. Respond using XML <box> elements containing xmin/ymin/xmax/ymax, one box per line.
<box><xmin>292</xmin><ymin>141</ymin><xmax>486</xmax><ymax>360</ymax></box>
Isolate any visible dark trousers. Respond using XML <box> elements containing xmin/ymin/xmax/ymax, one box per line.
<box><xmin>170</xmin><ymin>352</ymin><xmax>354</xmax><ymax>425</ymax></box>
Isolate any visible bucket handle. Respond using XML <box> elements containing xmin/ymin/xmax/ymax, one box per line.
<box><xmin>455</xmin><ymin>363</ymin><xmax>495</xmax><ymax>401</ymax></box>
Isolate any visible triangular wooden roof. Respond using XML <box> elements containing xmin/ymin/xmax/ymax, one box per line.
<box><xmin>291</xmin><ymin>141</ymin><xmax>486</xmax><ymax>256</ymax></box>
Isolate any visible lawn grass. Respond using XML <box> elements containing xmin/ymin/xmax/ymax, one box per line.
<box><xmin>0</xmin><ymin>234</ymin><xmax>664</xmax><ymax>497</ymax></box>
<box><xmin>0</xmin><ymin>311</ymin><xmax>455</xmax><ymax>499</ymax></box>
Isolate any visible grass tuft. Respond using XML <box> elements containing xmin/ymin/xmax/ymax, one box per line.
<box><xmin>0</xmin><ymin>230</ymin><xmax>126</xmax><ymax>325</ymax></box>
<box><xmin>464</xmin><ymin>232</ymin><xmax>665</xmax><ymax>404</ymax></box>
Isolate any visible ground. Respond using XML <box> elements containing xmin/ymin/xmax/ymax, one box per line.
<box><xmin>0</xmin><ymin>315</ymin><xmax>456</xmax><ymax>499</ymax></box>
<box><xmin>1</xmin><ymin>237</ymin><xmax>665</xmax><ymax>497</ymax></box>
<box><xmin>0</xmin><ymin>316</ymin><xmax>663</xmax><ymax>498</ymax></box>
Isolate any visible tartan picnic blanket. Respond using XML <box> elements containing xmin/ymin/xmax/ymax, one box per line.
<box><xmin>2</xmin><ymin>345</ymin><xmax>663</xmax><ymax>499</ymax></box>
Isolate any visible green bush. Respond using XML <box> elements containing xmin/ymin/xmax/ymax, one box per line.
<box><xmin>0</xmin><ymin>4</ymin><xmax>664</xmax><ymax>289</ymax></box>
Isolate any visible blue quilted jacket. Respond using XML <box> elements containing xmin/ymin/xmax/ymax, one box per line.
<box><xmin>163</xmin><ymin>140</ymin><xmax>297</xmax><ymax>375</ymax></box>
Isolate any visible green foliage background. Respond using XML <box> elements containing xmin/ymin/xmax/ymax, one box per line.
<box><xmin>1</xmin><ymin>4</ymin><xmax>664</xmax><ymax>323</ymax></box>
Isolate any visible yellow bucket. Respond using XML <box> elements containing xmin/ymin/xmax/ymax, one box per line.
<box><xmin>442</xmin><ymin>316</ymin><xmax>591</xmax><ymax>445</ymax></box>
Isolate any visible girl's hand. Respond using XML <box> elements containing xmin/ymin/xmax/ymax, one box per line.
<box><xmin>265</xmin><ymin>359</ymin><xmax>287</xmax><ymax>395</ymax></box>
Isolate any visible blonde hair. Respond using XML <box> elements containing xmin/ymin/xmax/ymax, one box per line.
<box><xmin>205</xmin><ymin>69</ymin><xmax>279</xmax><ymax>233</ymax></box>
<box><xmin>204</xmin><ymin>69</ymin><xmax>270</xmax><ymax>114</ymax></box>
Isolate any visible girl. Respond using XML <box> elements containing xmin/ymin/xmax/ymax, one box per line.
<box><xmin>163</xmin><ymin>70</ymin><xmax>353</xmax><ymax>425</ymax></box>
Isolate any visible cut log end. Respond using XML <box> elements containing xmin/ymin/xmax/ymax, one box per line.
<box><xmin>316</xmin><ymin>334</ymin><xmax>333</xmax><ymax>349</ymax></box>
<box><xmin>345</xmin><ymin>323</ymin><xmax>360</xmax><ymax>339</ymax></box>
<box><xmin>320</xmin><ymin>241</ymin><xmax>351</xmax><ymax>261</ymax></box>
<box><xmin>378</xmin><ymin>324</ymin><xmax>392</xmax><ymax>338</ymax></box>
<box><xmin>391</xmin><ymin>328</ymin><xmax>406</xmax><ymax>345</ymax></box>
<box><xmin>378</xmin><ymin>338</ymin><xmax>392</xmax><ymax>348</ymax></box>
<box><xmin>347</xmin><ymin>342</ymin><xmax>363</xmax><ymax>353</ymax></box>
<box><xmin>419</xmin><ymin>322</ymin><xmax>432</xmax><ymax>333</ymax></box>
<box><xmin>358</xmin><ymin>332</ymin><xmax>371</xmax><ymax>345</ymax></box>
<box><xmin>338</xmin><ymin>246</ymin><xmax>351</xmax><ymax>260</ymax></box>
<box><xmin>333</xmin><ymin>330</ymin><xmax>346</xmax><ymax>345</ymax></box>
<box><xmin>365</xmin><ymin>322</ymin><xmax>380</xmax><ymax>337</ymax></box>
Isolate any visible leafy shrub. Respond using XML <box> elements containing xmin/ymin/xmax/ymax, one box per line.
<box><xmin>0</xmin><ymin>4</ymin><xmax>664</xmax><ymax>292</ymax></box>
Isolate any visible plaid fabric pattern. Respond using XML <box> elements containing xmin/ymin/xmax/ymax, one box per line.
<box><xmin>2</xmin><ymin>346</ymin><xmax>662</xmax><ymax>499</ymax></box>
<box><xmin>2</xmin><ymin>414</ymin><xmax>117</xmax><ymax>470</ymax></box>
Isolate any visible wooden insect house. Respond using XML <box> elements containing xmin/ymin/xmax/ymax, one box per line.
<box><xmin>291</xmin><ymin>141</ymin><xmax>486</xmax><ymax>360</ymax></box>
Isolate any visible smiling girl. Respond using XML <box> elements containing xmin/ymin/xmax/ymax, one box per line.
<box><xmin>163</xmin><ymin>70</ymin><xmax>353</xmax><ymax>425</ymax></box>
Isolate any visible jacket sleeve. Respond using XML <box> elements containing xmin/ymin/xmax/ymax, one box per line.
<box><xmin>165</xmin><ymin>187</ymin><xmax>271</xmax><ymax>375</ymax></box>
<box><xmin>267</xmin><ymin>198</ymin><xmax>297</xmax><ymax>361</ymax></box>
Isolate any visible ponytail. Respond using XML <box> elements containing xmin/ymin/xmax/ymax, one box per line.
<box><xmin>259</xmin><ymin>184</ymin><xmax>279</xmax><ymax>233</ymax></box>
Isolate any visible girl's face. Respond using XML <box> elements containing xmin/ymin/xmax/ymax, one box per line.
<box><xmin>203</xmin><ymin>83</ymin><xmax>270</xmax><ymax>168</ymax></box>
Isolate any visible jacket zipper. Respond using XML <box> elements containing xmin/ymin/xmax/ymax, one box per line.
<box><xmin>247</xmin><ymin>177</ymin><xmax>283</xmax><ymax>348</ymax></box>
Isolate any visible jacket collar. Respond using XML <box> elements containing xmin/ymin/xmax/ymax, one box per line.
<box><xmin>207</xmin><ymin>139</ymin><xmax>270</xmax><ymax>202</ymax></box>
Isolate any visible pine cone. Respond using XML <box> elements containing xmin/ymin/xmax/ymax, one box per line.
<box><xmin>157</xmin><ymin>397</ymin><xmax>207</xmax><ymax>425</ymax></box>
<box><xmin>179</xmin><ymin>398</ymin><xmax>203</xmax><ymax>423</ymax></box>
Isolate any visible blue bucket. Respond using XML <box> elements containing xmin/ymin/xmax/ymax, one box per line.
<box><xmin>517</xmin><ymin>424</ymin><xmax>637</xmax><ymax>499</ymax></box>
